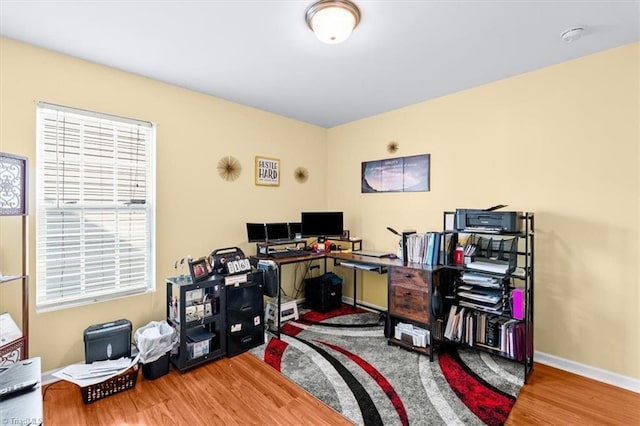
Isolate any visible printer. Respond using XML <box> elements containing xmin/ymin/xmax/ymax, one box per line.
<box><xmin>455</xmin><ymin>209</ymin><xmax>522</xmax><ymax>233</ymax></box>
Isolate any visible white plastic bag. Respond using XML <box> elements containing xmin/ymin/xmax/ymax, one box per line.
<box><xmin>134</xmin><ymin>321</ymin><xmax>178</xmax><ymax>364</ymax></box>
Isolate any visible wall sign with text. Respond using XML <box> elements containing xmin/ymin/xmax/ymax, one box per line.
<box><xmin>255</xmin><ymin>156</ymin><xmax>280</xmax><ymax>186</ymax></box>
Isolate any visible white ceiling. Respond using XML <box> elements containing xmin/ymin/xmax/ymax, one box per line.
<box><xmin>1</xmin><ymin>1</ymin><xmax>638</xmax><ymax>128</ymax></box>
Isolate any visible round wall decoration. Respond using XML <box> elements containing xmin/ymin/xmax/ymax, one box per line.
<box><xmin>294</xmin><ymin>166</ymin><xmax>309</xmax><ymax>183</ymax></box>
<box><xmin>217</xmin><ymin>156</ymin><xmax>241</xmax><ymax>181</ymax></box>
<box><xmin>387</xmin><ymin>141</ymin><xmax>399</xmax><ymax>154</ymax></box>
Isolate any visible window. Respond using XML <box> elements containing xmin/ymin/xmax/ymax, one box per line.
<box><xmin>36</xmin><ymin>102</ymin><xmax>155</xmax><ymax>312</ymax></box>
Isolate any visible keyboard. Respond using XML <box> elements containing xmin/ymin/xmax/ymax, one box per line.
<box><xmin>268</xmin><ymin>249</ymin><xmax>311</xmax><ymax>259</ymax></box>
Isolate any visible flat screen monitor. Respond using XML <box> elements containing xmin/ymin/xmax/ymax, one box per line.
<box><xmin>288</xmin><ymin>222</ymin><xmax>302</xmax><ymax>239</ymax></box>
<box><xmin>266</xmin><ymin>222</ymin><xmax>290</xmax><ymax>241</ymax></box>
<box><xmin>246</xmin><ymin>223</ymin><xmax>266</xmax><ymax>242</ymax></box>
<box><xmin>301</xmin><ymin>212</ymin><xmax>344</xmax><ymax>238</ymax></box>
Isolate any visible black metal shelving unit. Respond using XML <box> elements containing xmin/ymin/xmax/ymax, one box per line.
<box><xmin>441</xmin><ymin>211</ymin><xmax>534</xmax><ymax>383</ymax></box>
<box><xmin>166</xmin><ymin>275</ymin><xmax>226</xmax><ymax>372</ymax></box>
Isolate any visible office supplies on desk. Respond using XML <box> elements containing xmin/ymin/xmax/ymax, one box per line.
<box><xmin>268</xmin><ymin>249</ymin><xmax>310</xmax><ymax>258</ymax></box>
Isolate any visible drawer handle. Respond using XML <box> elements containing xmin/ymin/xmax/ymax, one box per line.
<box><xmin>404</xmin><ymin>273</ymin><xmax>413</xmax><ymax>278</ymax></box>
<box><xmin>404</xmin><ymin>291</ymin><xmax>412</xmax><ymax>296</ymax></box>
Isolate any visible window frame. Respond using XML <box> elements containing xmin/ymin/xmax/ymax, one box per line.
<box><xmin>35</xmin><ymin>102</ymin><xmax>156</xmax><ymax>312</ymax></box>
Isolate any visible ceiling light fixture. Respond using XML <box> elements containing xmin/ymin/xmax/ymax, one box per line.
<box><xmin>305</xmin><ymin>0</ymin><xmax>361</xmax><ymax>44</ymax></box>
<box><xmin>560</xmin><ymin>27</ymin><xmax>585</xmax><ymax>43</ymax></box>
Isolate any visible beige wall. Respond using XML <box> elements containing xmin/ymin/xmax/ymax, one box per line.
<box><xmin>1</xmin><ymin>36</ymin><xmax>638</xmax><ymax>381</ymax></box>
<box><xmin>327</xmin><ymin>42</ymin><xmax>639</xmax><ymax>379</ymax></box>
<box><xmin>0</xmin><ymin>37</ymin><xmax>327</xmax><ymax>371</ymax></box>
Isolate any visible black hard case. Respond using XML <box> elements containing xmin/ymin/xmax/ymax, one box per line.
<box><xmin>83</xmin><ymin>319</ymin><xmax>132</xmax><ymax>364</ymax></box>
<box><xmin>304</xmin><ymin>272</ymin><xmax>343</xmax><ymax>313</ymax></box>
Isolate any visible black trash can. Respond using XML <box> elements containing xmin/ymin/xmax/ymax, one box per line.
<box><xmin>134</xmin><ymin>321</ymin><xmax>177</xmax><ymax>381</ymax></box>
<box><xmin>304</xmin><ymin>272</ymin><xmax>343</xmax><ymax>313</ymax></box>
<box><xmin>141</xmin><ymin>351</ymin><xmax>170</xmax><ymax>380</ymax></box>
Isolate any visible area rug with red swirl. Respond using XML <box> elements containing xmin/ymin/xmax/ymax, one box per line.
<box><xmin>250</xmin><ymin>305</ymin><xmax>524</xmax><ymax>426</ymax></box>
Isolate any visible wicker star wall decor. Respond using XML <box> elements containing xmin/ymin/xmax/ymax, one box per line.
<box><xmin>217</xmin><ymin>156</ymin><xmax>241</xmax><ymax>181</ymax></box>
<box><xmin>294</xmin><ymin>166</ymin><xmax>309</xmax><ymax>183</ymax></box>
<box><xmin>387</xmin><ymin>141</ymin><xmax>399</xmax><ymax>154</ymax></box>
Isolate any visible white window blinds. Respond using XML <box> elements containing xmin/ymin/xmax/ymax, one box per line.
<box><xmin>36</xmin><ymin>102</ymin><xmax>156</xmax><ymax>312</ymax></box>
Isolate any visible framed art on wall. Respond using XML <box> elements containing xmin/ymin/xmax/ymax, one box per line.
<box><xmin>255</xmin><ymin>156</ymin><xmax>280</xmax><ymax>186</ymax></box>
<box><xmin>0</xmin><ymin>152</ymin><xmax>28</xmax><ymax>215</ymax></box>
<box><xmin>361</xmin><ymin>154</ymin><xmax>430</xmax><ymax>193</ymax></box>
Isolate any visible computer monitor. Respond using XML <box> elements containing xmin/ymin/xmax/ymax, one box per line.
<box><xmin>301</xmin><ymin>212</ymin><xmax>344</xmax><ymax>238</ymax></box>
<box><xmin>288</xmin><ymin>222</ymin><xmax>302</xmax><ymax>239</ymax></box>
<box><xmin>246</xmin><ymin>223</ymin><xmax>267</xmax><ymax>242</ymax></box>
<box><xmin>266</xmin><ymin>222</ymin><xmax>290</xmax><ymax>241</ymax></box>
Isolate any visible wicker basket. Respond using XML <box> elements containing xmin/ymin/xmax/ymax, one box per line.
<box><xmin>80</xmin><ymin>363</ymin><xmax>139</xmax><ymax>404</ymax></box>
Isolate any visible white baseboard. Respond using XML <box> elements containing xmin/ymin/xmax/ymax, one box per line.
<box><xmin>341</xmin><ymin>296</ymin><xmax>386</xmax><ymax>312</ymax></box>
<box><xmin>535</xmin><ymin>351</ymin><xmax>640</xmax><ymax>393</ymax></box>
<box><xmin>42</xmin><ymin>367</ymin><xmax>64</xmax><ymax>385</ymax></box>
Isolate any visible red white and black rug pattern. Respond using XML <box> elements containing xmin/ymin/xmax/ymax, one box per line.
<box><xmin>250</xmin><ymin>305</ymin><xmax>524</xmax><ymax>426</ymax></box>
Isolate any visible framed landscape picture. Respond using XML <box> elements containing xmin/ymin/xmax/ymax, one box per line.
<box><xmin>361</xmin><ymin>154</ymin><xmax>430</xmax><ymax>193</ymax></box>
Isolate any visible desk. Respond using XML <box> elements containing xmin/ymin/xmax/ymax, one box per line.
<box><xmin>255</xmin><ymin>251</ymin><xmax>443</xmax><ymax>360</ymax></box>
<box><xmin>256</xmin><ymin>251</ymin><xmax>408</xmax><ymax>335</ymax></box>
<box><xmin>253</xmin><ymin>252</ymin><xmax>326</xmax><ymax>338</ymax></box>
<box><xmin>329</xmin><ymin>252</ymin><xmax>398</xmax><ymax>309</ymax></box>
<box><xmin>0</xmin><ymin>357</ymin><xmax>43</xmax><ymax>425</ymax></box>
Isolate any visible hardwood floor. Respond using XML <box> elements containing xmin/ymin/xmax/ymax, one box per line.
<box><xmin>507</xmin><ymin>363</ymin><xmax>640</xmax><ymax>425</ymax></box>
<box><xmin>43</xmin><ymin>354</ymin><xmax>639</xmax><ymax>425</ymax></box>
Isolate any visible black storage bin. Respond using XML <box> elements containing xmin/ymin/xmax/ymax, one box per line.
<box><xmin>141</xmin><ymin>351</ymin><xmax>170</xmax><ymax>380</ymax></box>
<box><xmin>305</xmin><ymin>272</ymin><xmax>343</xmax><ymax>313</ymax></box>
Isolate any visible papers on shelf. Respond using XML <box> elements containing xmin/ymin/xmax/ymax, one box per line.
<box><xmin>0</xmin><ymin>312</ymin><xmax>22</xmax><ymax>346</ymax></box>
<box><xmin>466</xmin><ymin>261</ymin><xmax>509</xmax><ymax>274</ymax></box>
<box><xmin>458</xmin><ymin>288</ymin><xmax>502</xmax><ymax>304</ymax></box>
<box><xmin>53</xmin><ymin>354</ymin><xmax>139</xmax><ymax>387</ymax></box>
<box><xmin>404</xmin><ymin>232</ymin><xmax>442</xmax><ymax>265</ymax></box>
<box><xmin>460</xmin><ymin>272</ymin><xmax>502</xmax><ymax>288</ymax></box>
<box><xmin>394</xmin><ymin>322</ymin><xmax>430</xmax><ymax>347</ymax></box>
<box><xmin>458</xmin><ymin>300</ymin><xmax>503</xmax><ymax>314</ymax></box>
